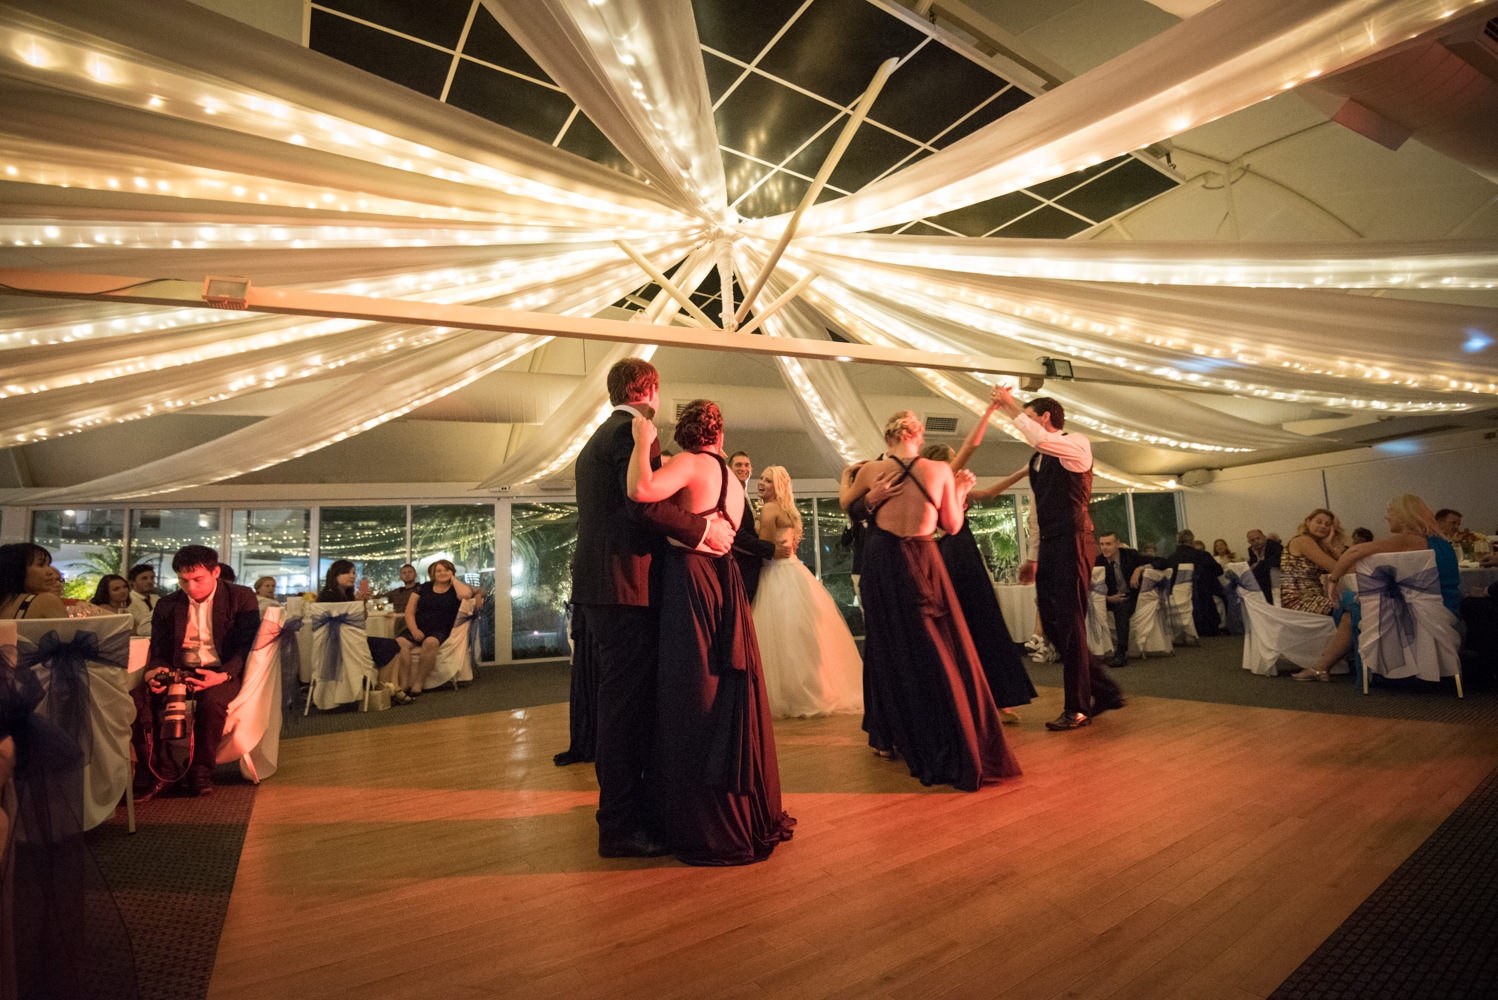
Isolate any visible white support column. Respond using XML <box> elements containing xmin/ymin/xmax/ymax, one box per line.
<box><xmin>494</xmin><ymin>499</ymin><xmax>513</xmax><ymax>665</ymax></box>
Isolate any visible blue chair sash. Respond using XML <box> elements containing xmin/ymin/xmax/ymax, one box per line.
<box><xmin>1358</xmin><ymin>562</ymin><xmax>1439</xmax><ymax>671</ymax></box>
<box><xmin>311</xmin><ymin>608</ymin><xmax>365</xmax><ymax>683</ymax></box>
<box><xmin>453</xmin><ymin>606</ymin><xmax>483</xmax><ymax>670</ymax></box>
<box><xmin>1139</xmin><ymin>573</ymin><xmax>1173</xmax><ymax>634</ymax></box>
<box><xmin>255</xmin><ymin>615</ymin><xmax>304</xmax><ymax>714</ymax></box>
<box><xmin>1221</xmin><ymin>570</ymin><xmax>1247</xmax><ymax>634</ymax></box>
<box><xmin>16</xmin><ymin>625</ymin><xmax>130</xmax><ymax>764</ymax></box>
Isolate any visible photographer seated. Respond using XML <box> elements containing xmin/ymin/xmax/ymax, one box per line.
<box><xmin>139</xmin><ymin>545</ymin><xmax>262</xmax><ymax>798</ymax></box>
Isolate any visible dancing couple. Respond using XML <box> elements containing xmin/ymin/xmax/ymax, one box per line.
<box><xmin>571</xmin><ymin>358</ymin><xmax>792</xmax><ymax>866</ymax></box>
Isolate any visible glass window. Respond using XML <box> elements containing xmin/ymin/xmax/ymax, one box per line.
<box><xmin>793</xmin><ymin>498</ymin><xmax>817</xmax><ymax>567</ymax></box>
<box><xmin>317</xmin><ymin>505</ymin><xmax>407</xmax><ymax>594</ymax></box>
<box><xmin>968</xmin><ymin>494</ymin><xmax>1021</xmax><ymax>584</ymax></box>
<box><xmin>814</xmin><ymin>497</ymin><xmax>863</xmax><ymax>636</ymax></box>
<box><xmin>412</xmin><ymin>503</ymin><xmax>496</xmax><ymax>662</ymax></box>
<box><xmin>31</xmin><ymin>508</ymin><xmax>126</xmax><ymax>600</ymax></box>
<box><xmin>230</xmin><ymin>508</ymin><xmax>311</xmax><ymax>601</ymax></box>
<box><xmin>1132</xmin><ymin>492</ymin><xmax>1181</xmax><ymax>561</ymax></box>
<box><xmin>1089</xmin><ymin>494</ymin><xmax>1131</xmax><ymax>547</ymax></box>
<box><xmin>510</xmin><ymin>502</ymin><xmax>576</xmax><ymax>660</ymax></box>
<box><xmin>129</xmin><ymin>508</ymin><xmax>220</xmax><ymax>594</ymax></box>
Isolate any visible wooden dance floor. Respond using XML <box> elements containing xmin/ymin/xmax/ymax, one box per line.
<box><xmin>210</xmin><ymin>685</ymin><xmax>1498</xmax><ymax>1000</ymax></box>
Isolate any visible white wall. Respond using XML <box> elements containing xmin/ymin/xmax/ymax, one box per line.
<box><xmin>1181</xmin><ymin>429</ymin><xmax>1498</xmax><ymax>550</ymax></box>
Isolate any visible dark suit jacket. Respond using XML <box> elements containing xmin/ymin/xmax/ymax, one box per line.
<box><xmin>1248</xmin><ymin>538</ymin><xmax>1282</xmax><ymax>598</ymax></box>
<box><xmin>570</xmin><ymin>407</ymin><xmax>709</xmax><ymax>608</ymax></box>
<box><xmin>1095</xmin><ymin>546</ymin><xmax>1145</xmax><ymax>601</ymax></box>
<box><xmin>147</xmin><ymin>580</ymin><xmax>262</xmax><ymax>679</ymax></box>
<box><xmin>1247</xmin><ymin>539</ymin><xmax>1282</xmax><ymax>570</ymax></box>
<box><xmin>733</xmin><ymin>494</ymin><xmax>777</xmax><ymax>600</ymax></box>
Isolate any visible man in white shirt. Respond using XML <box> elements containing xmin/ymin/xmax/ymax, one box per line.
<box><xmin>127</xmin><ymin>563</ymin><xmax>158</xmax><ymax>636</ymax></box>
<box><xmin>993</xmin><ymin>386</ymin><xmax>1124</xmax><ymax>731</ymax></box>
<box><xmin>142</xmin><ymin>545</ymin><xmax>262</xmax><ymax>797</ymax></box>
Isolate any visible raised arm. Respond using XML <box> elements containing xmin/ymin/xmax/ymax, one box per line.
<box><xmin>1287</xmin><ymin>534</ymin><xmax>1340</xmax><ymax>573</ymax></box>
<box><xmin>1325</xmin><ymin>533</ymin><xmax>1424</xmax><ymax>584</ymax></box>
<box><xmin>949</xmin><ymin>401</ymin><xmax>1000</xmax><ymax>472</ymax></box>
<box><xmin>968</xmin><ymin>463</ymin><xmax>1029</xmax><ymax>501</ymax></box>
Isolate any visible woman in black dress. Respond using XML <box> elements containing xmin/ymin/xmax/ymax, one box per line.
<box><xmin>840</xmin><ymin>412</ymin><xmax>1020</xmax><ymax>791</ymax></box>
<box><xmin>396</xmin><ymin>559</ymin><xmax>477</xmax><ymax>700</ymax></box>
<box><xmin>626</xmin><ymin>399</ymin><xmax>793</xmax><ymax>866</ymax></box>
<box><xmin>921</xmin><ymin>402</ymin><xmax>1036</xmax><ymax>721</ymax></box>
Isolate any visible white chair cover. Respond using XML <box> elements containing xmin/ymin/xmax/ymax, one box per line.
<box><xmin>13</xmin><ymin>615</ymin><xmax>134</xmax><ymax>831</ymax></box>
<box><xmin>1356</xmin><ymin>549</ymin><xmax>1462</xmax><ymax>687</ymax></box>
<box><xmin>284</xmin><ymin>596</ymin><xmax>316</xmax><ymax>683</ymax></box>
<box><xmin>1129</xmin><ymin>567</ymin><xmax>1174</xmax><ymax>656</ymax></box>
<box><xmin>1169</xmin><ymin>564</ymin><xmax>1200</xmax><ymax>645</ymax></box>
<box><xmin>425</xmin><ymin>598</ymin><xmax>477</xmax><ymax>690</ymax></box>
<box><xmin>306</xmin><ymin>601</ymin><xmax>375</xmax><ymax>711</ymax></box>
<box><xmin>217</xmin><ymin>605</ymin><xmax>283</xmax><ymax>781</ymax></box>
<box><xmin>1086</xmin><ymin>566</ymin><xmax>1114</xmax><ymax>657</ymax></box>
<box><xmin>1239</xmin><ymin>596</ymin><xmax>1336</xmax><ymax>676</ymax></box>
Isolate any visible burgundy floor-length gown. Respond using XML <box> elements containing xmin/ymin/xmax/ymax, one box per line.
<box><xmin>649</xmin><ymin>454</ymin><xmax>794</xmax><ymax>865</ymax></box>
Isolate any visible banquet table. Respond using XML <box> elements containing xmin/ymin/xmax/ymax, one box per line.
<box><xmin>1458</xmin><ymin>565</ymin><xmax>1498</xmax><ymax>598</ymax></box>
<box><xmin>994</xmin><ymin>583</ymin><xmax>1037</xmax><ymax>642</ymax></box>
<box><xmin>366</xmin><ymin>611</ymin><xmax>397</xmax><ymax>638</ymax></box>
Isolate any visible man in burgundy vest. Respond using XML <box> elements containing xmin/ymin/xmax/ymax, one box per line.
<box><xmin>993</xmin><ymin>387</ymin><xmax>1124</xmax><ymax>730</ymax></box>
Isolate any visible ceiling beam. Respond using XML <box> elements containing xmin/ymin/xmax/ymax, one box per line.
<box><xmin>0</xmin><ymin>266</ymin><xmax>1142</xmax><ymax>385</ymax></box>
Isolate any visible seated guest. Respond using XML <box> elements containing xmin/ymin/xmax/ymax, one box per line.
<box><xmin>0</xmin><ymin>543</ymin><xmax>68</xmax><ymax>620</ymax></box>
<box><xmin>1211</xmin><ymin>538</ymin><xmax>1237</xmax><ymax>566</ymax></box>
<box><xmin>1434</xmin><ymin>508</ymin><xmax>1462</xmax><ymax>542</ymax></box>
<box><xmin>141</xmin><ymin>545</ymin><xmax>261</xmax><ymax>796</ymax></box>
<box><xmin>1095</xmin><ymin>532</ymin><xmax>1145</xmax><ymax>668</ymax></box>
<box><xmin>1167</xmin><ymin>529</ymin><xmax>1226</xmax><ymax>636</ymax></box>
<box><xmin>84</xmin><ymin>573</ymin><xmax>137</xmax><ymax>623</ymax></box>
<box><xmin>1351</xmin><ymin>526</ymin><xmax>1374</xmax><ymax>545</ymax></box>
<box><xmin>378</xmin><ymin>563</ymin><xmax>420</xmax><ymax>638</ymax></box>
<box><xmin>1279</xmin><ymin>509</ymin><xmax>1346</xmax><ymax>615</ymax></box>
<box><xmin>1245</xmin><ymin>528</ymin><xmax>1284</xmax><ymax>604</ymax></box>
<box><xmin>1290</xmin><ymin>495</ymin><xmax>1459</xmax><ymax>682</ymax></box>
<box><xmin>217</xmin><ymin>564</ymin><xmax>238</xmax><ymax>584</ymax></box>
<box><xmin>316</xmin><ymin>559</ymin><xmax>373</xmax><ymax>602</ymax></box>
<box><xmin>253</xmin><ymin>576</ymin><xmax>279</xmax><ymax>613</ymax></box>
<box><xmin>126</xmin><ymin>563</ymin><xmax>159</xmax><ymax>636</ymax></box>
<box><xmin>392</xmin><ymin>560</ymin><xmax>478</xmax><ymax>702</ymax></box>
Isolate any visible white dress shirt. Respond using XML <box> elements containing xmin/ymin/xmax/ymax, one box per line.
<box><xmin>183</xmin><ymin>588</ymin><xmax>220</xmax><ymax>669</ymax></box>
<box><xmin>1013</xmin><ymin>412</ymin><xmax>1093</xmax><ymax>473</ymax></box>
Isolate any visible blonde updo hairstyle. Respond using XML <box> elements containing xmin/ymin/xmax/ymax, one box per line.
<box><xmin>1385</xmin><ymin>494</ymin><xmax>1437</xmax><ymax>536</ymax></box>
<box><xmin>884</xmin><ymin>410</ymin><xmax>922</xmax><ymax>445</ymax></box>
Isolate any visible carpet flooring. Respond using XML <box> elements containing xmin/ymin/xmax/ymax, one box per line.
<box><xmin>81</xmin><ymin>635</ymin><xmax>1498</xmax><ymax>998</ymax></box>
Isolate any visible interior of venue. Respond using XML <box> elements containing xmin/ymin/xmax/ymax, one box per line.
<box><xmin>1</xmin><ymin>1</ymin><xmax>1497</xmax><ymax>998</ymax></box>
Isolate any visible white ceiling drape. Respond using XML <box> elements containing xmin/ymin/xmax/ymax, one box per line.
<box><xmin>770</xmin><ymin>0</ymin><xmax>1498</xmax><ymax>238</ymax></box>
<box><xmin>1</xmin><ymin>0</ymin><xmax>1495</xmax><ymax>500</ymax></box>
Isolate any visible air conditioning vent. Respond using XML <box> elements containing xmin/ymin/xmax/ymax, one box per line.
<box><xmin>923</xmin><ymin>415</ymin><xmax>960</xmax><ymax>436</ymax></box>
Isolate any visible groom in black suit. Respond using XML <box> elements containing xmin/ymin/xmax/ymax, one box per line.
<box><xmin>727</xmin><ymin>450</ymin><xmax>787</xmax><ymax>602</ymax></box>
<box><xmin>572</xmin><ymin>358</ymin><xmax>735</xmax><ymax>857</ymax></box>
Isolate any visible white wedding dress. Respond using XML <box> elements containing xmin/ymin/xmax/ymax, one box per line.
<box><xmin>751</xmin><ymin>527</ymin><xmax>863</xmax><ymax>718</ymax></box>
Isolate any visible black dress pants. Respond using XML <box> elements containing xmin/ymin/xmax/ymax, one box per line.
<box><xmin>1037</xmin><ymin>533</ymin><xmax>1121</xmax><ymax>715</ymax></box>
<box><xmin>583</xmin><ymin>602</ymin><xmax>658</xmax><ymax>844</ymax></box>
<box><xmin>148</xmin><ymin>674</ymin><xmax>241</xmax><ymax>778</ymax></box>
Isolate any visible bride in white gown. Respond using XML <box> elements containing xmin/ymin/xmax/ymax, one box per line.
<box><xmin>751</xmin><ymin>466</ymin><xmax>863</xmax><ymax>717</ymax></box>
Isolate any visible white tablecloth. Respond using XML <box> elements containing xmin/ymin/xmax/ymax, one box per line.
<box><xmin>1458</xmin><ymin>566</ymin><xmax>1498</xmax><ymax>597</ymax></box>
<box><xmin>995</xmin><ymin>583</ymin><xmax>1037</xmax><ymax>641</ymax></box>
<box><xmin>367</xmin><ymin>611</ymin><xmax>397</xmax><ymax>638</ymax></box>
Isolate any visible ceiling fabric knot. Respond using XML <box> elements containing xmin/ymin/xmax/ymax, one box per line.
<box><xmin>483</xmin><ymin>0</ymin><xmax>731</xmax><ymax>226</ymax></box>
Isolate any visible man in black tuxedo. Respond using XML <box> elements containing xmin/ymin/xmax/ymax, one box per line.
<box><xmin>142</xmin><ymin>545</ymin><xmax>262</xmax><ymax>797</ymax></box>
<box><xmin>1166</xmin><ymin>529</ymin><xmax>1225</xmax><ymax>636</ymax></box>
<box><xmin>571</xmin><ymin>358</ymin><xmax>735</xmax><ymax>857</ymax></box>
<box><xmin>1095</xmin><ymin>532</ymin><xmax>1144</xmax><ymax>667</ymax></box>
<box><xmin>727</xmin><ymin>450</ymin><xmax>787</xmax><ymax>602</ymax></box>
<box><xmin>1246</xmin><ymin>528</ymin><xmax>1282</xmax><ymax>604</ymax></box>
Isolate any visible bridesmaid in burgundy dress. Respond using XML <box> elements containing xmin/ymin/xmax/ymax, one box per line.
<box><xmin>626</xmin><ymin>399</ymin><xmax>794</xmax><ymax>865</ymax></box>
<box><xmin>841</xmin><ymin>412</ymin><xmax>1021</xmax><ymax>791</ymax></box>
